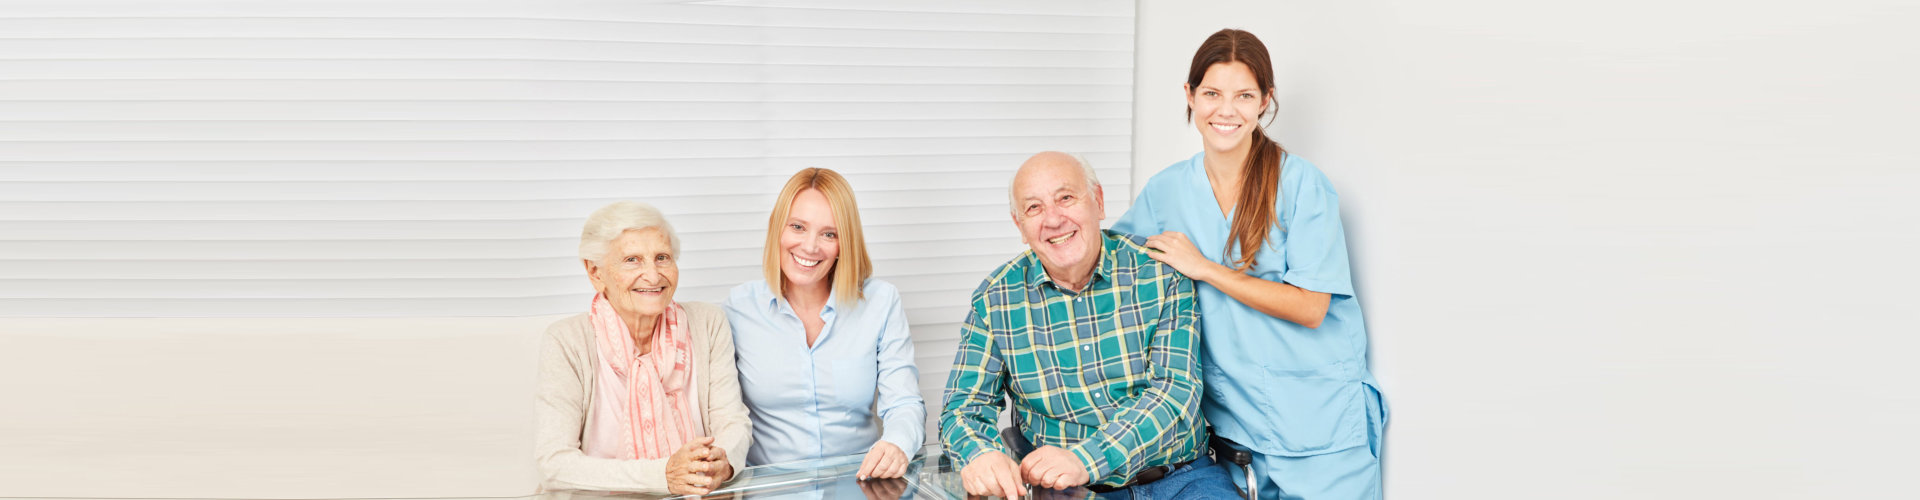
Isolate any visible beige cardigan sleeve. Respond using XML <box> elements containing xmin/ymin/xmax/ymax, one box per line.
<box><xmin>534</xmin><ymin>304</ymin><xmax>752</xmax><ymax>493</ymax></box>
<box><xmin>687</xmin><ymin>302</ymin><xmax>753</xmax><ymax>474</ymax></box>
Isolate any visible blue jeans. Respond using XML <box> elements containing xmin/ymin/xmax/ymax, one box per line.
<box><xmin>1093</xmin><ymin>455</ymin><xmax>1242</xmax><ymax>500</ymax></box>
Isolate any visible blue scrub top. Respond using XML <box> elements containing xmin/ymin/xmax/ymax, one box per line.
<box><xmin>1112</xmin><ymin>152</ymin><xmax>1385</xmax><ymax>457</ymax></box>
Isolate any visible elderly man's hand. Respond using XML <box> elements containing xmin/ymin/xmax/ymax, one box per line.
<box><xmin>665</xmin><ymin>437</ymin><xmax>720</xmax><ymax>495</ymax></box>
<box><xmin>1018</xmin><ymin>445</ymin><xmax>1090</xmax><ymax>490</ymax></box>
<box><xmin>959</xmin><ymin>450</ymin><xmax>1026</xmax><ymax>499</ymax></box>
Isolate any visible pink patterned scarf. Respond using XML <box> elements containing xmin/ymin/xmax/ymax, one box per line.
<box><xmin>581</xmin><ymin>294</ymin><xmax>703</xmax><ymax>460</ymax></box>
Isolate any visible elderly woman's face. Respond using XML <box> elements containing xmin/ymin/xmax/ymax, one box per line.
<box><xmin>778</xmin><ymin>188</ymin><xmax>840</xmax><ymax>293</ymax></box>
<box><xmin>587</xmin><ymin>228</ymin><xmax>678</xmax><ymax>323</ymax></box>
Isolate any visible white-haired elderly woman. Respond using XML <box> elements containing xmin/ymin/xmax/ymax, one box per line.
<box><xmin>536</xmin><ymin>201</ymin><xmax>752</xmax><ymax>496</ymax></box>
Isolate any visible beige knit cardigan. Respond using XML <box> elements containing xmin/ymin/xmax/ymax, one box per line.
<box><xmin>535</xmin><ymin>302</ymin><xmax>752</xmax><ymax>493</ymax></box>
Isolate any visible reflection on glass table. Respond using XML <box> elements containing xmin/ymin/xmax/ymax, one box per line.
<box><xmin>545</xmin><ymin>444</ymin><xmax>1095</xmax><ymax>500</ymax></box>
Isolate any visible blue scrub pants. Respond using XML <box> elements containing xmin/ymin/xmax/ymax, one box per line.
<box><xmin>1222</xmin><ymin>386</ymin><xmax>1386</xmax><ymax>500</ymax></box>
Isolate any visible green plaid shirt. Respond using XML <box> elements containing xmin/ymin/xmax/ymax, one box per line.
<box><xmin>940</xmin><ymin>230</ymin><xmax>1207</xmax><ymax>487</ymax></box>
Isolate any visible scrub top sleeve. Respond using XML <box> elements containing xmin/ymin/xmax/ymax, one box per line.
<box><xmin>1280</xmin><ymin>175</ymin><xmax>1357</xmax><ymax>297</ymax></box>
<box><xmin>1109</xmin><ymin>186</ymin><xmax>1162</xmax><ymax>237</ymax></box>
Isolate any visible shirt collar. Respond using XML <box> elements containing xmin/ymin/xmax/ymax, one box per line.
<box><xmin>763</xmin><ymin>281</ymin><xmax>838</xmax><ymax>317</ymax></box>
<box><xmin>1027</xmin><ymin>229</ymin><xmax>1118</xmax><ymax>293</ymax></box>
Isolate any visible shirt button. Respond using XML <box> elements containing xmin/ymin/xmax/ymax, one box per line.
<box><xmin>1083</xmin><ymin>345</ymin><xmax>1091</xmax><ymax>350</ymax></box>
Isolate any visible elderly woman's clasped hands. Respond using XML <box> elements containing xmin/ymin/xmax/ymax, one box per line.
<box><xmin>664</xmin><ymin>436</ymin><xmax>734</xmax><ymax>495</ymax></box>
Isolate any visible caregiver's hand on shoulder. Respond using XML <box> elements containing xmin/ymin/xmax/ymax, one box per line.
<box><xmin>1143</xmin><ymin>231</ymin><xmax>1221</xmax><ymax>281</ymax></box>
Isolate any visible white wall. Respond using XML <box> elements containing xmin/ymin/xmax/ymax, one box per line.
<box><xmin>1135</xmin><ymin>1</ymin><xmax>1919</xmax><ymax>498</ymax></box>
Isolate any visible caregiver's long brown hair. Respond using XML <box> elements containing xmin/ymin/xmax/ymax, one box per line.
<box><xmin>1186</xmin><ymin>28</ymin><xmax>1286</xmax><ymax>271</ymax></box>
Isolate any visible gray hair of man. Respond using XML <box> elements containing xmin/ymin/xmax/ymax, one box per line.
<box><xmin>577</xmin><ymin>201</ymin><xmax>683</xmax><ymax>264</ymax></box>
<box><xmin>1007</xmin><ymin>152</ymin><xmax>1101</xmax><ymax>218</ymax></box>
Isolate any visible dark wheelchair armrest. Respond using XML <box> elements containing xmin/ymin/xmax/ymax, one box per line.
<box><xmin>1209</xmin><ymin>434</ymin><xmax>1253</xmax><ymax>466</ymax></box>
<box><xmin>1000</xmin><ymin>425</ymin><xmax>1036</xmax><ymax>459</ymax></box>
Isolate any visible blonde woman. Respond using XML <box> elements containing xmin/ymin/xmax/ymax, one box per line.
<box><xmin>536</xmin><ymin>201</ymin><xmax>752</xmax><ymax>496</ymax></box>
<box><xmin>722</xmin><ymin>168</ymin><xmax>924</xmax><ymax>479</ymax></box>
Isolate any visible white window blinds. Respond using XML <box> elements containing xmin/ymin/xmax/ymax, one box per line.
<box><xmin>0</xmin><ymin>0</ymin><xmax>1134</xmax><ymax>445</ymax></box>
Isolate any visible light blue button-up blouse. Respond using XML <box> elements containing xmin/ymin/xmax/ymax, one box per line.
<box><xmin>721</xmin><ymin>278</ymin><xmax>925</xmax><ymax>466</ymax></box>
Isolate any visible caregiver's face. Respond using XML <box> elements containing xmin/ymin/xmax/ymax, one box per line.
<box><xmin>1187</xmin><ymin>60</ymin><xmax>1269</xmax><ymax>154</ymax></box>
<box><xmin>779</xmin><ymin>188</ymin><xmax>840</xmax><ymax>292</ymax></box>
<box><xmin>587</xmin><ymin>228</ymin><xmax>678</xmax><ymax>323</ymax></box>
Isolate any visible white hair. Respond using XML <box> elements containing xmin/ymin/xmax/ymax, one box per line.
<box><xmin>1008</xmin><ymin>152</ymin><xmax>1100</xmax><ymax>216</ymax></box>
<box><xmin>578</xmin><ymin>201</ymin><xmax>682</xmax><ymax>263</ymax></box>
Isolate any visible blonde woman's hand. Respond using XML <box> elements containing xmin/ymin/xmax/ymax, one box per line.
<box><xmin>857</xmin><ymin>441</ymin><xmax>909</xmax><ymax>479</ymax></box>
<box><xmin>665</xmin><ymin>437</ymin><xmax>718</xmax><ymax>495</ymax></box>
<box><xmin>858</xmin><ymin>476</ymin><xmax>909</xmax><ymax>500</ymax></box>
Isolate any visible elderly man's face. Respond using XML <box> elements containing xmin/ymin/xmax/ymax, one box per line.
<box><xmin>586</xmin><ymin>228</ymin><xmax>679</xmax><ymax>325</ymax></box>
<box><xmin>1012</xmin><ymin>156</ymin><xmax>1105</xmax><ymax>286</ymax></box>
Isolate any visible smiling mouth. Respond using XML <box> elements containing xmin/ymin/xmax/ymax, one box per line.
<box><xmin>1210</xmin><ymin>122</ymin><xmax>1241</xmax><ymax>134</ymax></box>
<box><xmin>1046</xmin><ymin>230</ymin><xmax>1076</xmax><ymax>245</ymax></box>
<box><xmin>792</xmin><ymin>254</ymin><xmax>823</xmax><ymax>268</ymax></box>
<box><xmin>632</xmin><ymin>286</ymin><xmax>665</xmax><ymax>294</ymax></box>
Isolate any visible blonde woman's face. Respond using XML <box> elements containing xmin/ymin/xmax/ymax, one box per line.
<box><xmin>586</xmin><ymin>228</ymin><xmax>678</xmax><ymax>323</ymax></box>
<box><xmin>1187</xmin><ymin>61</ymin><xmax>1268</xmax><ymax>154</ymax></box>
<box><xmin>778</xmin><ymin>188</ymin><xmax>840</xmax><ymax>294</ymax></box>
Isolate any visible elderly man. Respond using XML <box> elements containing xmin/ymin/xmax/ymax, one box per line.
<box><xmin>940</xmin><ymin>152</ymin><xmax>1239</xmax><ymax>499</ymax></box>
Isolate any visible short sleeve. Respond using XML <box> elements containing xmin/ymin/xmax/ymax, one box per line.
<box><xmin>1279</xmin><ymin>173</ymin><xmax>1356</xmax><ymax>297</ymax></box>
<box><xmin>1110</xmin><ymin>185</ymin><xmax>1163</xmax><ymax>237</ymax></box>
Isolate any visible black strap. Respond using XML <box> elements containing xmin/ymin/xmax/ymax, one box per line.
<box><xmin>1083</xmin><ymin>458</ymin><xmax>1194</xmax><ymax>493</ymax></box>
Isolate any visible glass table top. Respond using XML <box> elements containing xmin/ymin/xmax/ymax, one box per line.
<box><xmin>552</xmin><ymin>444</ymin><xmax>1095</xmax><ymax>500</ymax></box>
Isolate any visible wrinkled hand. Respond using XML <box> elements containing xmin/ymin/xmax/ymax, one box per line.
<box><xmin>959</xmin><ymin>450</ymin><xmax>1026</xmax><ymax>499</ymax></box>
<box><xmin>1143</xmin><ymin>231</ymin><xmax>1222</xmax><ymax>281</ymax></box>
<box><xmin>705</xmin><ymin>444</ymin><xmax>734</xmax><ymax>485</ymax></box>
<box><xmin>664</xmin><ymin>437</ymin><xmax>721</xmax><ymax>495</ymax></box>
<box><xmin>1018</xmin><ymin>445</ymin><xmax>1090</xmax><ymax>490</ymax></box>
<box><xmin>858</xmin><ymin>476</ymin><xmax>909</xmax><ymax>500</ymax></box>
<box><xmin>858</xmin><ymin>440</ymin><xmax>910</xmax><ymax>479</ymax></box>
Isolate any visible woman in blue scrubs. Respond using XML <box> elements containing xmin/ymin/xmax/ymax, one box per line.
<box><xmin>1112</xmin><ymin>29</ymin><xmax>1387</xmax><ymax>500</ymax></box>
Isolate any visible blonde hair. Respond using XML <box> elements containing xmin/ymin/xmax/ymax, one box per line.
<box><xmin>763</xmin><ymin>168</ymin><xmax>871</xmax><ymax>307</ymax></box>
<box><xmin>579</xmin><ymin>201</ymin><xmax>680</xmax><ymax>264</ymax></box>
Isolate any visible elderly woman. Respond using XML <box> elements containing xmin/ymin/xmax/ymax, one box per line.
<box><xmin>722</xmin><ymin>168</ymin><xmax>924</xmax><ymax>479</ymax></box>
<box><xmin>536</xmin><ymin>201</ymin><xmax>752</xmax><ymax>495</ymax></box>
